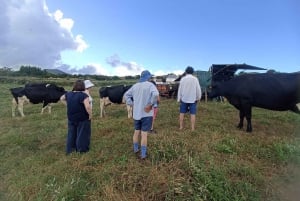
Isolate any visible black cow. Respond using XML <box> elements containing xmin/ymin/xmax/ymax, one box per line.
<box><xmin>99</xmin><ymin>85</ymin><xmax>132</xmax><ymax>118</ymax></box>
<box><xmin>209</xmin><ymin>72</ymin><xmax>300</xmax><ymax>132</ymax></box>
<box><xmin>10</xmin><ymin>83</ymin><xmax>66</xmax><ymax>117</ymax></box>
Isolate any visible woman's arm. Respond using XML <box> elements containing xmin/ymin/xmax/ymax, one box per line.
<box><xmin>60</xmin><ymin>94</ymin><xmax>67</xmax><ymax>105</ymax></box>
<box><xmin>83</xmin><ymin>97</ymin><xmax>92</xmax><ymax>120</ymax></box>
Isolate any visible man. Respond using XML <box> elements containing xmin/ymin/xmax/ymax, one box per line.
<box><xmin>177</xmin><ymin>66</ymin><xmax>202</xmax><ymax>131</ymax></box>
<box><xmin>124</xmin><ymin>70</ymin><xmax>159</xmax><ymax>159</ymax></box>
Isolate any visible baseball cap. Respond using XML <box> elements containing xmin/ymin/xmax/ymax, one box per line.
<box><xmin>139</xmin><ymin>70</ymin><xmax>153</xmax><ymax>82</ymax></box>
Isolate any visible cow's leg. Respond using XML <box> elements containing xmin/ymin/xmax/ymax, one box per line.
<box><xmin>290</xmin><ymin>104</ymin><xmax>300</xmax><ymax>114</ymax></box>
<box><xmin>48</xmin><ymin>105</ymin><xmax>52</xmax><ymax>114</ymax></box>
<box><xmin>17</xmin><ymin>98</ymin><xmax>25</xmax><ymax>117</ymax></box>
<box><xmin>41</xmin><ymin>102</ymin><xmax>47</xmax><ymax>114</ymax></box>
<box><xmin>100</xmin><ymin>98</ymin><xmax>104</xmax><ymax>118</ymax></box>
<box><xmin>41</xmin><ymin>103</ymin><xmax>52</xmax><ymax>114</ymax></box>
<box><xmin>237</xmin><ymin>110</ymin><xmax>244</xmax><ymax>129</ymax></box>
<box><xmin>127</xmin><ymin>105</ymin><xmax>133</xmax><ymax>118</ymax></box>
<box><xmin>245</xmin><ymin>111</ymin><xmax>252</xmax><ymax>132</ymax></box>
<box><xmin>243</xmin><ymin>104</ymin><xmax>252</xmax><ymax>132</ymax></box>
<box><xmin>12</xmin><ymin>98</ymin><xmax>17</xmax><ymax>117</ymax></box>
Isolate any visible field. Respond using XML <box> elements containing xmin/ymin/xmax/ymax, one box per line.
<box><xmin>0</xmin><ymin>80</ymin><xmax>300</xmax><ymax>201</ymax></box>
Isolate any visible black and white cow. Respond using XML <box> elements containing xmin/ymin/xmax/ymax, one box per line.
<box><xmin>99</xmin><ymin>85</ymin><xmax>132</xmax><ymax>118</ymax></box>
<box><xmin>209</xmin><ymin>72</ymin><xmax>300</xmax><ymax>132</ymax></box>
<box><xmin>10</xmin><ymin>83</ymin><xmax>66</xmax><ymax>117</ymax></box>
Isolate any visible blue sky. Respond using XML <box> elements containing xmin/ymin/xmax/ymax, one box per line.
<box><xmin>1</xmin><ymin>0</ymin><xmax>299</xmax><ymax>76</ymax></box>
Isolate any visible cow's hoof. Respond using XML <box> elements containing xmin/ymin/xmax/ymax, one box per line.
<box><xmin>237</xmin><ymin>125</ymin><xmax>243</xmax><ymax>129</ymax></box>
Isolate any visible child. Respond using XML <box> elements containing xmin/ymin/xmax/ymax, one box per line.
<box><xmin>150</xmin><ymin>80</ymin><xmax>160</xmax><ymax>133</ymax></box>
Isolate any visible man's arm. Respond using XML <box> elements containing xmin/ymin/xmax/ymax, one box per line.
<box><xmin>124</xmin><ymin>88</ymin><xmax>133</xmax><ymax>106</ymax></box>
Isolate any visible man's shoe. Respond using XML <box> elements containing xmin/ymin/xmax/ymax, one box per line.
<box><xmin>134</xmin><ymin>149</ymin><xmax>139</xmax><ymax>155</ymax></box>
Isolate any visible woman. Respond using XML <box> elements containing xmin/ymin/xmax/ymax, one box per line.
<box><xmin>60</xmin><ymin>80</ymin><xmax>92</xmax><ymax>154</ymax></box>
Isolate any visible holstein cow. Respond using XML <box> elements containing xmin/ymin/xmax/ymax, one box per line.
<box><xmin>10</xmin><ymin>83</ymin><xmax>66</xmax><ymax>117</ymax></box>
<box><xmin>209</xmin><ymin>72</ymin><xmax>300</xmax><ymax>132</ymax></box>
<box><xmin>99</xmin><ymin>85</ymin><xmax>133</xmax><ymax>118</ymax></box>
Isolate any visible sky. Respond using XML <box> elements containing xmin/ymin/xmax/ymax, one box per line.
<box><xmin>0</xmin><ymin>0</ymin><xmax>299</xmax><ymax>76</ymax></box>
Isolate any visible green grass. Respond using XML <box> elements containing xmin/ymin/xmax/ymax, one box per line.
<box><xmin>0</xmin><ymin>81</ymin><xmax>300</xmax><ymax>201</ymax></box>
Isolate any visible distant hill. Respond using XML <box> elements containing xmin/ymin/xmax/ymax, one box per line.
<box><xmin>45</xmin><ymin>69</ymin><xmax>68</xmax><ymax>75</ymax></box>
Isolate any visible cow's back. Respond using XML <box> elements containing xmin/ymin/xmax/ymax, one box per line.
<box><xmin>23</xmin><ymin>86</ymin><xmax>47</xmax><ymax>104</ymax></box>
<box><xmin>99</xmin><ymin>85</ymin><xmax>132</xmax><ymax>104</ymax></box>
<box><xmin>217</xmin><ymin>72</ymin><xmax>300</xmax><ymax>111</ymax></box>
<box><xmin>23</xmin><ymin>83</ymin><xmax>65</xmax><ymax>104</ymax></box>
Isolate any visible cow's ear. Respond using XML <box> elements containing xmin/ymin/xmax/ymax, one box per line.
<box><xmin>211</xmin><ymin>82</ymin><xmax>220</xmax><ymax>89</ymax></box>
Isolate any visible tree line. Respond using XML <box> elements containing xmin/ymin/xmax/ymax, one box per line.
<box><xmin>0</xmin><ymin>65</ymin><xmax>141</xmax><ymax>81</ymax></box>
<box><xmin>0</xmin><ymin>65</ymin><xmax>172</xmax><ymax>82</ymax></box>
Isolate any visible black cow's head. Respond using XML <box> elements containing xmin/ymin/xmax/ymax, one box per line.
<box><xmin>124</xmin><ymin>85</ymin><xmax>132</xmax><ymax>92</ymax></box>
<box><xmin>208</xmin><ymin>82</ymin><xmax>222</xmax><ymax>99</ymax></box>
<box><xmin>46</xmin><ymin>84</ymin><xmax>65</xmax><ymax>91</ymax></box>
<box><xmin>45</xmin><ymin>84</ymin><xmax>66</xmax><ymax>101</ymax></box>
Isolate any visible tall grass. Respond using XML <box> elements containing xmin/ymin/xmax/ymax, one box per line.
<box><xmin>0</xmin><ymin>82</ymin><xmax>299</xmax><ymax>201</ymax></box>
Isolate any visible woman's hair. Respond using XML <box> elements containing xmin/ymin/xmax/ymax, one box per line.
<box><xmin>72</xmin><ymin>80</ymin><xmax>85</xmax><ymax>91</ymax></box>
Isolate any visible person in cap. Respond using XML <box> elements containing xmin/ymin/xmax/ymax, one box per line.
<box><xmin>84</xmin><ymin>80</ymin><xmax>95</xmax><ymax>108</ymax></box>
<box><xmin>177</xmin><ymin>66</ymin><xmax>202</xmax><ymax>131</ymax></box>
<box><xmin>124</xmin><ymin>70</ymin><xmax>159</xmax><ymax>159</ymax></box>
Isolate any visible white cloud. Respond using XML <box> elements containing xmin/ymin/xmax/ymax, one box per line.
<box><xmin>0</xmin><ymin>0</ymin><xmax>87</xmax><ymax>69</ymax></box>
<box><xmin>105</xmin><ymin>54</ymin><xmax>144</xmax><ymax>76</ymax></box>
<box><xmin>56</xmin><ymin>62</ymin><xmax>109</xmax><ymax>75</ymax></box>
<box><xmin>53</xmin><ymin>10</ymin><xmax>74</xmax><ymax>32</ymax></box>
<box><xmin>113</xmin><ymin>65</ymin><xmax>141</xmax><ymax>77</ymax></box>
<box><xmin>153</xmin><ymin>69</ymin><xmax>183</xmax><ymax>76</ymax></box>
<box><xmin>87</xmin><ymin>63</ymin><xmax>109</xmax><ymax>75</ymax></box>
<box><xmin>75</xmin><ymin>35</ymin><xmax>88</xmax><ymax>53</ymax></box>
<box><xmin>172</xmin><ymin>70</ymin><xmax>185</xmax><ymax>75</ymax></box>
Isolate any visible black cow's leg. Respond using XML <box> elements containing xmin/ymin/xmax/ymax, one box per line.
<box><xmin>290</xmin><ymin>104</ymin><xmax>300</xmax><ymax>114</ymax></box>
<box><xmin>237</xmin><ymin>110</ymin><xmax>244</xmax><ymax>129</ymax></box>
<box><xmin>245</xmin><ymin>106</ymin><xmax>252</xmax><ymax>132</ymax></box>
<box><xmin>41</xmin><ymin>102</ymin><xmax>48</xmax><ymax>114</ymax></box>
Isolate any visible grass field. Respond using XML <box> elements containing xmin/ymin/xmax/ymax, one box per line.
<box><xmin>0</xmin><ymin>81</ymin><xmax>299</xmax><ymax>201</ymax></box>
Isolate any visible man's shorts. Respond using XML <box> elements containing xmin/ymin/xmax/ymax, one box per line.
<box><xmin>134</xmin><ymin>116</ymin><xmax>153</xmax><ymax>132</ymax></box>
<box><xmin>180</xmin><ymin>102</ymin><xmax>197</xmax><ymax>114</ymax></box>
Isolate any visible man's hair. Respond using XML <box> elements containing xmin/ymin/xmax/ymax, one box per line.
<box><xmin>185</xmin><ymin>66</ymin><xmax>194</xmax><ymax>74</ymax></box>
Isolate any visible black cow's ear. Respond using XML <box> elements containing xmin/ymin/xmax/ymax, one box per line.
<box><xmin>211</xmin><ymin>82</ymin><xmax>221</xmax><ymax>88</ymax></box>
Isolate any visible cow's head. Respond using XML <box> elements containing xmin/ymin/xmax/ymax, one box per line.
<box><xmin>208</xmin><ymin>82</ymin><xmax>222</xmax><ymax>99</ymax></box>
<box><xmin>47</xmin><ymin>84</ymin><xmax>65</xmax><ymax>92</ymax></box>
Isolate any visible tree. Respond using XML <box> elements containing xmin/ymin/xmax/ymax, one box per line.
<box><xmin>0</xmin><ymin>67</ymin><xmax>13</xmax><ymax>76</ymax></box>
<box><xmin>17</xmin><ymin>65</ymin><xmax>50</xmax><ymax>77</ymax></box>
